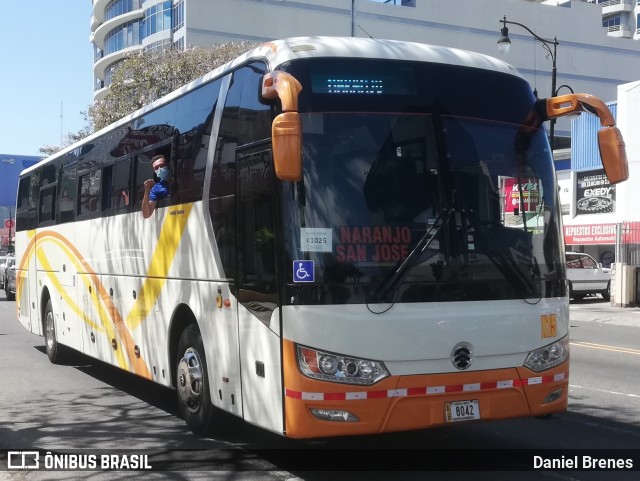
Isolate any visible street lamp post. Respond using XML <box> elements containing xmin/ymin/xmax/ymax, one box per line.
<box><xmin>497</xmin><ymin>16</ymin><xmax>560</xmax><ymax>150</ymax></box>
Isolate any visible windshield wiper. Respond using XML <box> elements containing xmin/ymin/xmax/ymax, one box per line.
<box><xmin>462</xmin><ymin>209</ymin><xmax>540</xmax><ymax>299</ymax></box>
<box><xmin>370</xmin><ymin>208</ymin><xmax>455</xmax><ymax>302</ymax></box>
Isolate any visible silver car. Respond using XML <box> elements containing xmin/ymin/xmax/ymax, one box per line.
<box><xmin>0</xmin><ymin>257</ymin><xmax>15</xmax><ymax>290</ymax></box>
<box><xmin>566</xmin><ymin>252</ymin><xmax>611</xmax><ymax>301</ymax></box>
<box><xmin>5</xmin><ymin>262</ymin><xmax>15</xmax><ymax>301</ymax></box>
<box><xmin>0</xmin><ymin>256</ymin><xmax>9</xmax><ymax>288</ymax></box>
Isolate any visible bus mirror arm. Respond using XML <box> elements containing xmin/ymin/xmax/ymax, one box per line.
<box><xmin>544</xmin><ymin>93</ymin><xmax>628</xmax><ymax>184</ymax></box>
<box><xmin>262</xmin><ymin>71</ymin><xmax>304</xmax><ymax>182</ymax></box>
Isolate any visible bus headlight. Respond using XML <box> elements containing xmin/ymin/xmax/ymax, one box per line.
<box><xmin>296</xmin><ymin>344</ymin><xmax>390</xmax><ymax>385</ymax></box>
<box><xmin>524</xmin><ymin>336</ymin><xmax>569</xmax><ymax>372</ymax></box>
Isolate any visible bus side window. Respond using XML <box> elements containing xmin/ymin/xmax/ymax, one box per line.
<box><xmin>133</xmin><ymin>154</ymin><xmax>154</xmax><ymax>207</ymax></box>
<box><xmin>16</xmin><ymin>171</ymin><xmax>43</xmax><ymax>230</ymax></box>
<box><xmin>102</xmin><ymin>165</ymin><xmax>113</xmax><ymax>211</ymax></box>
<box><xmin>16</xmin><ymin>176</ymin><xmax>32</xmax><ymax>231</ymax></box>
<box><xmin>78</xmin><ymin>170</ymin><xmax>102</xmax><ymax>217</ymax></box>
<box><xmin>59</xmin><ymin>161</ymin><xmax>77</xmax><ymax>224</ymax></box>
<box><xmin>39</xmin><ymin>185</ymin><xmax>57</xmax><ymax>226</ymax></box>
<box><xmin>111</xmin><ymin>159</ymin><xmax>132</xmax><ymax>209</ymax></box>
<box><xmin>38</xmin><ymin>162</ymin><xmax>59</xmax><ymax>226</ymax></box>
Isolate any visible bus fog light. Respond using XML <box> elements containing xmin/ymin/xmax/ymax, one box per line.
<box><xmin>296</xmin><ymin>344</ymin><xmax>389</xmax><ymax>385</ymax></box>
<box><xmin>543</xmin><ymin>388</ymin><xmax>563</xmax><ymax>404</ymax></box>
<box><xmin>524</xmin><ymin>336</ymin><xmax>569</xmax><ymax>372</ymax></box>
<box><xmin>310</xmin><ymin>408</ymin><xmax>359</xmax><ymax>422</ymax></box>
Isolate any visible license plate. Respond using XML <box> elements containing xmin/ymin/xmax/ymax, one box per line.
<box><xmin>445</xmin><ymin>400</ymin><xmax>480</xmax><ymax>422</ymax></box>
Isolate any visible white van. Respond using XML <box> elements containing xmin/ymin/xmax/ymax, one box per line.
<box><xmin>566</xmin><ymin>252</ymin><xmax>611</xmax><ymax>301</ymax></box>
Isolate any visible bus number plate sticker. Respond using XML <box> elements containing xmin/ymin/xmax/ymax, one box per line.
<box><xmin>300</xmin><ymin>228</ymin><xmax>332</xmax><ymax>252</ymax></box>
<box><xmin>445</xmin><ymin>400</ymin><xmax>480</xmax><ymax>422</ymax></box>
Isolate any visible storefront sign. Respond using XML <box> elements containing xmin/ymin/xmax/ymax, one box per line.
<box><xmin>575</xmin><ymin>169</ymin><xmax>615</xmax><ymax>215</ymax></box>
<box><xmin>564</xmin><ymin>223</ymin><xmax>617</xmax><ymax>245</ymax></box>
<box><xmin>502</xmin><ymin>177</ymin><xmax>540</xmax><ymax>214</ymax></box>
<box><xmin>564</xmin><ymin>222</ymin><xmax>640</xmax><ymax>245</ymax></box>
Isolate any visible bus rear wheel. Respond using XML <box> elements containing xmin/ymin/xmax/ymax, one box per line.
<box><xmin>44</xmin><ymin>299</ymin><xmax>65</xmax><ymax>363</ymax></box>
<box><xmin>176</xmin><ymin>324</ymin><xmax>214</xmax><ymax>435</ymax></box>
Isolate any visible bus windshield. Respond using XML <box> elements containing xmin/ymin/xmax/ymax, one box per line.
<box><xmin>279</xmin><ymin>59</ymin><xmax>563</xmax><ymax>305</ymax></box>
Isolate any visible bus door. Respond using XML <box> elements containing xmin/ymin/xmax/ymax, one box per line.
<box><xmin>235</xmin><ymin>146</ymin><xmax>283</xmax><ymax>432</ymax></box>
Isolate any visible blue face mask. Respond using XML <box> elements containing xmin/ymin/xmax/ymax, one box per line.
<box><xmin>155</xmin><ymin>166</ymin><xmax>170</xmax><ymax>180</ymax></box>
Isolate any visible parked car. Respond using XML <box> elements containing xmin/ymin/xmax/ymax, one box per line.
<box><xmin>5</xmin><ymin>263</ymin><xmax>15</xmax><ymax>301</ymax></box>
<box><xmin>566</xmin><ymin>252</ymin><xmax>611</xmax><ymax>301</ymax></box>
<box><xmin>0</xmin><ymin>257</ymin><xmax>14</xmax><ymax>290</ymax></box>
<box><xmin>0</xmin><ymin>256</ymin><xmax>13</xmax><ymax>289</ymax></box>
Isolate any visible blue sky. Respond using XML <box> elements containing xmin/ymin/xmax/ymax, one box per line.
<box><xmin>0</xmin><ymin>1</ymin><xmax>405</xmax><ymax>157</ymax></box>
<box><xmin>0</xmin><ymin>2</ymin><xmax>94</xmax><ymax>156</ymax></box>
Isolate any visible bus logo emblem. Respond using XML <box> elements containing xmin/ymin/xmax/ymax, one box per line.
<box><xmin>451</xmin><ymin>342</ymin><xmax>473</xmax><ymax>370</ymax></box>
<box><xmin>293</xmin><ymin>260</ymin><xmax>314</xmax><ymax>283</ymax></box>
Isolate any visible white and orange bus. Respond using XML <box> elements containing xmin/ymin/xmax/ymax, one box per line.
<box><xmin>15</xmin><ymin>37</ymin><xmax>627</xmax><ymax>438</ymax></box>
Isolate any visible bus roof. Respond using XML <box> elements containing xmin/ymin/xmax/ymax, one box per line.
<box><xmin>261</xmin><ymin>36</ymin><xmax>520</xmax><ymax>76</ymax></box>
<box><xmin>22</xmin><ymin>36</ymin><xmax>521</xmax><ymax>176</ymax></box>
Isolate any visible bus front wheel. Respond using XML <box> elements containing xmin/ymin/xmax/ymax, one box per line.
<box><xmin>44</xmin><ymin>299</ymin><xmax>65</xmax><ymax>364</ymax></box>
<box><xmin>176</xmin><ymin>324</ymin><xmax>214</xmax><ymax>435</ymax></box>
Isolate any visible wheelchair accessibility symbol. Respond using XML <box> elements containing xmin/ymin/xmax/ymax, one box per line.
<box><xmin>293</xmin><ymin>260</ymin><xmax>314</xmax><ymax>283</ymax></box>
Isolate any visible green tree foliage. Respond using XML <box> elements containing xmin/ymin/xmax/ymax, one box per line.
<box><xmin>40</xmin><ymin>41</ymin><xmax>258</xmax><ymax>155</ymax></box>
<box><xmin>88</xmin><ymin>42</ymin><xmax>258</xmax><ymax>131</ymax></box>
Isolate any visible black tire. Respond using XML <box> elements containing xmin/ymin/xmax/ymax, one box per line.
<box><xmin>601</xmin><ymin>281</ymin><xmax>611</xmax><ymax>302</ymax></box>
<box><xmin>176</xmin><ymin>324</ymin><xmax>215</xmax><ymax>435</ymax></box>
<box><xmin>44</xmin><ymin>299</ymin><xmax>64</xmax><ymax>363</ymax></box>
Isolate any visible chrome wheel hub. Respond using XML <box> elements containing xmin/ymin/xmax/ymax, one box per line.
<box><xmin>177</xmin><ymin>348</ymin><xmax>203</xmax><ymax>412</ymax></box>
<box><xmin>45</xmin><ymin>312</ymin><xmax>54</xmax><ymax>351</ymax></box>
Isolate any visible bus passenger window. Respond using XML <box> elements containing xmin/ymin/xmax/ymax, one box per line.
<box><xmin>78</xmin><ymin>170</ymin><xmax>102</xmax><ymax>216</ymax></box>
<box><xmin>39</xmin><ymin>186</ymin><xmax>56</xmax><ymax>225</ymax></box>
<box><xmin>111</xmin><ymin>159</ymin><xmax>132</xmax><ymax>209</ymax></box>
<box><xmin>59</xmin><ymin>161</ymin><xmax>77</xmax><ymax>224</ymax></box>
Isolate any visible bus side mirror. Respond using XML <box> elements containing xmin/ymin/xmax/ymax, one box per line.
<box><xmin>261</xmin><ymin>71</ymin><xmax>303</xmax><ymax>182</ymax></box>
<box><xmin>272</xmin><ymin>112</ymin><xmax>302</xmax><ymax>181</ymax></box>
<box><xmin>546</xmin><ymin>93</ymin><xmax>628</xmax><ymax>184</ymax></box>
<box><xmin>597</xmin><ymin>126</ymin><xmax>628</xmax><ymax>185</ymax></box>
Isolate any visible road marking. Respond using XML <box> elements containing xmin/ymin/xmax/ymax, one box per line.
<box><xmin>570</xmin><ymin>384</ymin><xmax>640</xmax><ymax>399</ymax></box>
<box><xmin>570</xmin><ymin>340</ymin><xmax>640</xmax><ymax>355</ymax></box>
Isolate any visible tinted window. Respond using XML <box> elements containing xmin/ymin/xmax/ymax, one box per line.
<box><xmin>581</xmin><ymin>255</ymin><xmax>597</xmax><ymax>269</ymax></box>
<box><xmin>39</xmin><ymin>185</ymin><xmax>57</xmax><ymax>225</ymax></box>
<box><xmin>59</xmin><ymin>162</ymin><xmax>77</xmax><ymax>224</ymax></box>
<box><xmin>566</xmin><ymin>254</ymin><xmax>582</xmax><ymax>269</ymax></box>
<box><xmin>133</xmin><ymin>153</ymin><xmax>155</xmax><ymax>207</ymax></box>
<box><xmin>78</xmin><ymin>170</ymin><xmax>102</xmax><ymax>217</ymax></box>
<box><xmin>173</xmin><ymin>78</ymin><xmax>222</xmax><ymax>203</ymax></box>
<box><xmin>16</xmin><ymin>172</ymin><xmax>41</xmax><ymax>231</ymax></box>
<box><xmin>111</xmin><ymin>159</ymin><xmax>132</xmax><ymax>210</ymax></box>
<box><xmin>17</xmin><ymin>177</ymin><xmax>30</xmax><ymax>210</ymax></box>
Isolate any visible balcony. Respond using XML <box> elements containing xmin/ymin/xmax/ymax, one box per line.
<box><xmin>601</xmin><ymin>0</ymin><xmax>634</xmax><ymax>14</ymax></box>
<box><xmin>607</xmin><ymin>24</ymin><xmax>633</xmax><ymax>37</ymax></box>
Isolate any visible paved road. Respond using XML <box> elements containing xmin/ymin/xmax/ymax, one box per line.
<box><xmin>0</xmin><ymin>296</ymin><xmax>639</xmax><ymax>480</ymax></box>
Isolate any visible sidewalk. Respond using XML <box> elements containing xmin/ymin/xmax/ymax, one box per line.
<box><xmin>570</xmin><ymin>297</ymin><xmax>640</xmax><ymax>327</ymax></box>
